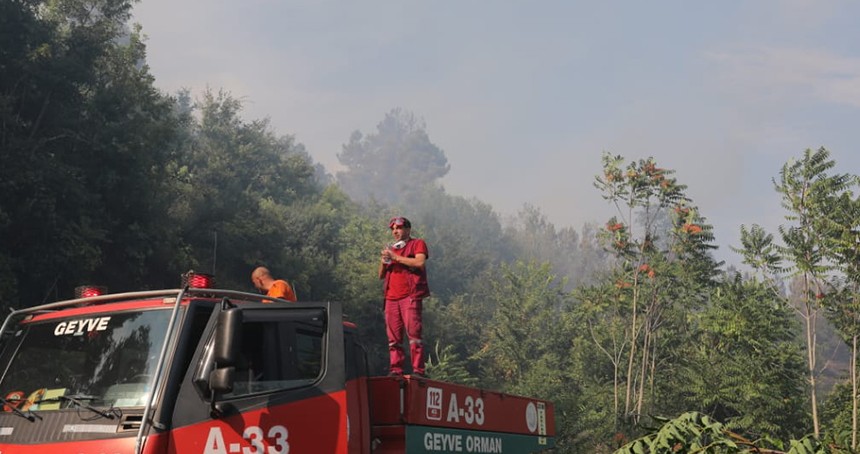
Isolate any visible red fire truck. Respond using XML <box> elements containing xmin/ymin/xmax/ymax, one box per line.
<box><xmin>0</xmin><ymin>275</ymin><xmax>556</xmax><ymax>453</ymax></box>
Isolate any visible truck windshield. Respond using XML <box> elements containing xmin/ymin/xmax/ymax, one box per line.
<box><xmin>0</xmin><ymin>309</ymin><xmax>171</xmax><ymax>411</ymax></box>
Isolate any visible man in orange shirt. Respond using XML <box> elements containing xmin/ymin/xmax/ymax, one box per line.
<box><xmin>251</xmin><ymin>266</ymin><xmax>297</xmax><ymax>302</ymax></box>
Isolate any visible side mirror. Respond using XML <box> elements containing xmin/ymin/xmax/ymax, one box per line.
<box><xmin>209</xmin><ymin>367</ymin><xmax>235</xmax><ymax>394</ymax></box>
<box><xmin>207</xmin><ymin>307</ymin><xmax>242</xmax><ymax>418</ymax></box>
<box><xmin>213</xmin><ymin>308</ymin><xmax>242</xmax><ymax>367</ymax></box>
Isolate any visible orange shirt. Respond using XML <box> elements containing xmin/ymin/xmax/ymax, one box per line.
<box><xmin>266</xmin><ymin>280</ymin><xmax>297</xmax><ymax>302</ymax></box>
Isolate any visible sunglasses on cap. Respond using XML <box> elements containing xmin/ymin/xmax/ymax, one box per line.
<box><xmin>388</xmin><ymin>217</ymin><xmax>411</xmax><ymax>228</ymax></box>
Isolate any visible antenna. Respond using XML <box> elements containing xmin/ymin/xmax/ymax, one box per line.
<box><xmin>212</xmin><ymin>230</ymin><xmax>218</xmax><ymax>274</ymax></box>
<box><xmin>41</xmin><ymin>275</ymin><xmax>60</xmax><ymax>304</ymax></box>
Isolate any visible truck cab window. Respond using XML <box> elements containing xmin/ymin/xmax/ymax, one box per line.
<box><xmin>223</xmin><ymin>309</ymin><xmax>325</xmax><ymax>398</ymax></box>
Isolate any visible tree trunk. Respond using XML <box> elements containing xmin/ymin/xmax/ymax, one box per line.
<box><xmin>852</xmin><ymin>334</ymin><xmax>857</xmax><ymax>450</ymax></box>
<box><xmin>805</xmin><ymin>297</ymin><xmax>820</xmax><ymax>438</ymax></box>
<box><xmin>625</xmin><ymin>282</ymin><xmax>642</xmax><ymax>419</ymax></box>
<box><xmin>635</xmin><ymin>322</ymin><xmax>651</xmax><ymax>418</ymax></box>
<box><xmin>624</xmin><ymin>284</ymin><xmax>639</xmax><ymax>418</ymax></box>
<box><xmin>614</xmin><ymin>357</ymin><xmax>620</xmax><ymax>429</ymax></box>
<box><xmin>588</xmin><ymin>323</ymin><xmax>623</xmax><ymax>428</ymax></box>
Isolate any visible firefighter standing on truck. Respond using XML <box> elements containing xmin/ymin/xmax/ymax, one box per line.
<box><xmin>378</xmin><ymin>216</ymin><xmax>430</xmax><ymax>377</ymax></box>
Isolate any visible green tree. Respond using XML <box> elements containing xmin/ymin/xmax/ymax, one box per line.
<box><xmin>679</xmin><ymin>276</ymin><xmax>808</xmax><ymax>439</ymax></box>
<box><xmin>570</xmin><ymin>277</ymin><xmax>631</xmax><ymax>451</ymax></box>
<box><xmin>818</xmin><ymin>185</ymin><xmax>860</xmax><ymax>448</ymax></box>
<box><xmin>0</xmin><ymin>0</ymin><xmax>183</xmax><ymax>304</ymax></box>
<box><xmin>736</xmin><ymin>148</ymin><xmax>853</xmax><ymax>438</ymax></box>
<box><xmin>591</xmin><ymin>153</ymin><xmax>720</xmax><ymax>426</ymax></box>
<box><xmin>466</xmin><ymin>261</ymin><xmax>579</xmax><ymax>448</ymax></box>
<box><xmin>336</xmin><ymin>108</ymin><xmax>450</xmax><ymax>206</ymax></box>
<box><xmin>475</xmin><ymin>261</ymin><xmax>572</xmax><ymax>386</ymax></box>
<box><xmin>329</xmin><ymin>209</ymin><xmax>392</xmax><ymax>375</ymax></box>
<box><xmin>168</xmin><ymin>89</ymin><xmax>336</xmax><ymax>296</ymax></box>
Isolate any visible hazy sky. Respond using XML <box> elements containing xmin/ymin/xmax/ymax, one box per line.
<box><xmin>132</xmin><ymin>1</ymin><xmax>860</xmax><ymax>267</ymax></box>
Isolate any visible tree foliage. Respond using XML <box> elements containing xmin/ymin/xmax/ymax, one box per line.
<box><xmin>679</xmin><ymin>276</ymin><xmax>808</xmax><ymax>439</ymax></box>
<box><xmin>587</xmin><ymin>152</ymin><xmax>721</xmax><ymax>434</ymax></box>
<box><xmin>615</xmin><ymin>412</ymin><xmax>842</xmax><ymax>454</ymax></box>
<box><xmin>167</xmin><ymin>89</ymin><xmax>331</xmax><ymax>293</ymax></box>
<box><xmin>737</xmin><ymin>148</ymin><xmax>854</xmax><ymax>438</ymax></box>
<box><xmin>0</xmin><ymin>0</ymin><xmax>181</xmax><ymax>305</ymax></box>
<box><xmin>336</xmin><ymin>108</ymin><xmax>450</xmax><ymax>206</ymax></box>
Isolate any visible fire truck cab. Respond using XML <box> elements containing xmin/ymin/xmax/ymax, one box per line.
<box><xmin>0</xmin><ymin>281</ymin><xmax>555</xmax><ymax>453</ymax></box>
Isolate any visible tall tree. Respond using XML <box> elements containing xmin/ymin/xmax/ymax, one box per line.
<box><xmin>819</xmin><ymin>185</ymin><xmax>860</xmax><ymax>448</ymax></box>
<box><xmin>169</xmin><ymin>90</ymin><xmax>335</xmax><ymax>295</ymax></box>
<box><xmin>573</xmin><ymin>277</ymin><xmax>630</xmax><ymax>440</ymax></box>
<box><xmin>591</xmin><ymin>153</ymin><xmax>720</xmax><ymax>425</ymax></box>
<box><xmin>736</xmin><ymin>147</ymin><xmax>852</xmax><ymax>438</ymax></box>
<box><xmin>0</xmin><ymin>0</ymin><xmax>182</xmax><ymax>304</ymax></box>
<box><xmin>336</xmin><ymin>108</ymin><xmax>450</xmax><ymax>206</ymax></box>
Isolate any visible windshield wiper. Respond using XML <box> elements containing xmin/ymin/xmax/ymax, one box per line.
<box><xmin>0</xmin><ymin>397</ymin><xmax>41</xmax><ymax>421</ymax></box>
<box><xmin>38</xmin><ymin>394</ymin><xmax>120</xmax><ymax>419</ymax></box>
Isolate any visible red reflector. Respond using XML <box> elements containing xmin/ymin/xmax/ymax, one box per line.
<box><xmin>75</xmin><ymin>285</ymin><xmax>107</xmax><ymax>298</ymax></box>
<box><xmin>182</xmin><ymin>272</ymin><xmax>215</xmax><ymax>289</ymax></box>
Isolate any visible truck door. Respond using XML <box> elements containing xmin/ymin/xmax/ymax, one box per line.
<box><xmin>167</xmin><ymin>302</ymin><xmax>348</xmax><ymax>453</ymax></box>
